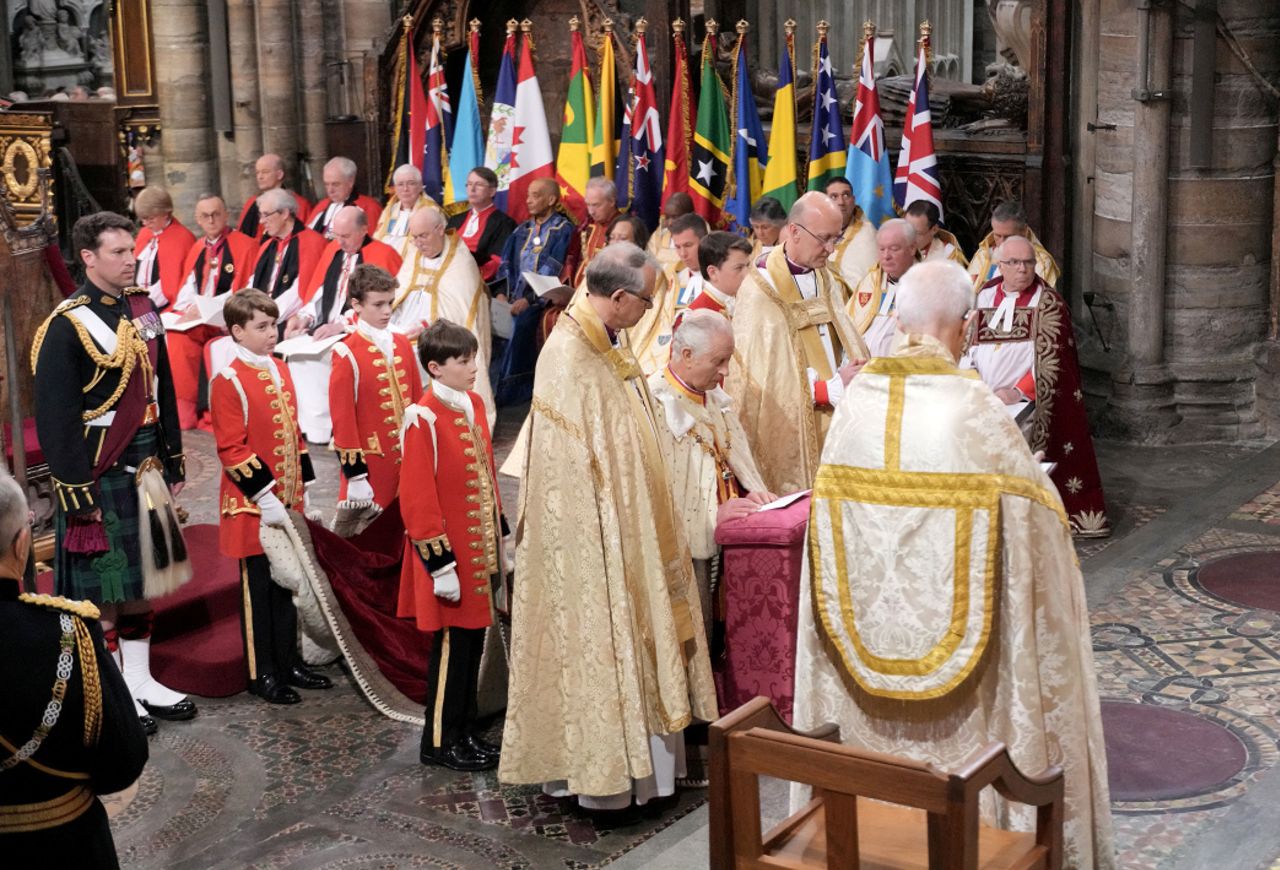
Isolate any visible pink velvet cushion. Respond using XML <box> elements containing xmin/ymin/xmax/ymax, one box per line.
<box><xmin>715</xmin><ymin>494</ymin><xmax>811</xmax><ymax>547</ymax></box>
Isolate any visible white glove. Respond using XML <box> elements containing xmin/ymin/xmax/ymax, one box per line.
<box><xmin>345</xmin><ymin>476</ymin><xmax>375</xmax><ymax>503</ymax></box>
<box><xmin>432</xmin><ymin>566</ymin><xmax>461</xmax><ymax>602</ymax></box>
<box><xmin>502</xmin><ymin>533</ymin><xmax>516</xmax><ymax>572</ymax></box>
<box><xmin>256</xmin><ymin>491</ymin><xmax>289</xmax><ymax>528</ymax></box>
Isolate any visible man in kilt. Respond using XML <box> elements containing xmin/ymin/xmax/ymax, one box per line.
<box><xmin>33</xmin><ymin>211</ymin><xmax>198</xmax><ymax>735</ymax></box>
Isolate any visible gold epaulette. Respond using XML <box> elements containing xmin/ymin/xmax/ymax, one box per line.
<box><xmin>18</xmin><ymin>593</ymin><xmax>102</xmax><ymax>621</ymax></box>
<box><xmin>122</xmin><ymin>285</ymin><xmax>149</xmax><ymax>296</ymax></box>
<box><xmin>29</xmin><ymin>296</ymin><xmax>92</xmax><ymax>373</ymax></box>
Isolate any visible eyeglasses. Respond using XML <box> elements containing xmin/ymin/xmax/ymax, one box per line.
<box><xmin>999</xmin><ymin>258</ymin><xmax>1036</xmax><ymax>270</ymax></box>
<box><xmin>619</xmin><ymin>288</ymin><xmax>654</xmax><ymax>309</ymax></box>
<box><xmin>794</xmin><ymin>222</ymin><xmax>840</xmax><ymax>249</ymax></box>
<box><xmin>261</xmin><ymin>209</ymin><xmax>285</xmax><ymax>219</ymax></box>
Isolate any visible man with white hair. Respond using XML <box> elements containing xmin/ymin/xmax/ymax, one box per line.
<box><xmin>0</xmin><ymin>471</ymin><xmax>149</xmax><ymax>867</ymax></box>
<box><xmin>572</xmin><ymin>176</ymin><xmax>621</xmax><ymax>285</ymax></box>
<box><xmin>649</xmin><ymin>310</ymin><xmax>774</xmax><ymax>641</ymax></box>
<box><xmin>237</xmin><ymin>153</ymin><xmax>311</xmax><ymax>240</ymax></box>
<box><xmin>848</xmin><ymin>218</ymin><xmax>919</xmax><ymax>357</ymax></box>
<box><xmin>795</xmin><ymin>259</ymin><xmax>1114</xmax><ymax>869</ymax></box>
<box><xmin>374</xmin><ymin>163</ymin><xmax>436</xmax><ymax>260</ymax></box>
<box><xmin>306</xmin><ymin>156</ymin><xmax>383</xmax><ymax>237</ymax></box>
<box><xmin>501</xmin><ymin>242</ymin><xmax>716</xmax><ymax>820</ymax></box>
<box><xmin>247</xmin><ymin>187</ymin><xmax>328</xmax><ymax>321</ymax></box>
<box><xmin>728</xmin><ymin>191</ymin><xmax>868</xmax><ymax>494</ymax></box>
<box><xmin>966</xmin><ymin>235</ymin><xmax>1110</xmax><ymax>536</ymax></box>
<box><xmin>393</xmin><ymin>205</ymin><xmax>496</xmax><ymax>426</ymax></box>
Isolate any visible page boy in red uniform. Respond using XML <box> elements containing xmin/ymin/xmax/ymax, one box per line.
<box><xmin>210</xmin><ymin>289</ymin><xmax>334</xmax><ymax>705</ymax></box>
<box><xmin>397</xmin><ymin>320</ymin><xmax>511</xmax><ymax>771</ymax></box>
<box><xmin>328</xmin><ymin>265</ymin><xmax>422</xmax><ymax>509</ymax></box>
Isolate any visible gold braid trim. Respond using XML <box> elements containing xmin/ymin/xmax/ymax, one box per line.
<box><xmin>336</xmin><ymin>447</ymin><xmax>366</xmax><ymax>465</ymax></box>
<box><xmin>226</xmin><ymin>455</ymin><xmax>264</xmax><ymax>482</ymax></box>
<box><xmin>58</xmin><ymin>313</ymin><xmax>154</xmax><ymax>422</ymax></box>
<box><xmin>73</xmin><ymin>619</ymin><xmax>102</xmax><ymax>746</ymax></box>
<box><xmin>51</xmin><ymin>478</ymin><xmax>97</xmax><ymax>512</ymax></box>
<box><xmin>413</xmin><ymin>534</ymin><xmax>451</xmax><ymax>559</ymax></box>
<box><xmin>18</xmin><ymin>593</ymin><xmax>101</xmax><ymax>620</ymax></box>
<box><xmin>29</xmin><ymin>298</ymin><xmax>91</xmax><ymax>373</ymax></box>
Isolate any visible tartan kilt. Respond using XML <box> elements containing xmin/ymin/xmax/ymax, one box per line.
<box><xmin>54</xmin><ymin>426</ymin><xmax>160</xmax><ymax>604</ymax></box>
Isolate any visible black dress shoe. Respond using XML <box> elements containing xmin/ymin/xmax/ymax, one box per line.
<box><xmin>139</xmin><ymin>715</ymin><xmax>158</xmax><ymax>736</ymax></box>
<box><xmin>249</xmin><ymin>674</ymin><xmax>301</xmax><ymax>705</ymax></box>
<box><xmin>464</xmin><ymin>733</ymin><xmax>501</xmax><ymax>759</ymax></box>
<box><xmin>140</xmin><ymin>698</ymin><xmax>199</xmax><ymax>721</ymax></box>
<box><xmin>286</xmin><ymin>664</ymin><xmax>333</xmax><ymax>690</ymax></box>
<box><xmin>420</xmin><ymin>740</ymin><xmax>498</xmax><ymax>772</ymax></box>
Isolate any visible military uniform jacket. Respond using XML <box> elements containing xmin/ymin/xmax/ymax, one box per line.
<box><xmin>329</xmin><ymin>327</ymin><xmax>422</xmax><ymax>504</ymax></box>
<box><xmin>0</xmin><ymin>583</ymin><xmax>147</xmax><ymax>864</ymax></box>
<box><xmin>32</xmin><ymin>282</ymin><xmax>185</xmax><ymax>516</ymax></box>
<box><xmin>210</xmin><ymin>356</ymin><xmax>315</xmax><ymax>558</ymax></box>
<box><xmin>396</xmin><ymin>386</ymin><xmax>508</xmax><ymax>632</ymax></box>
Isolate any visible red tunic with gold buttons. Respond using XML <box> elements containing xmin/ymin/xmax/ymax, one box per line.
<box><xmin>328</xmin><ymin>327</ymin><xmax>422</xmax><ymax>507</ymax></box>
<box><xmin>210</xmin><ymin>356</ymin><xmax>313</xmax><ymax>558</ymax></box>
<box><xmin>396</xmin><ymin>387</ymin><xmax>504</xmax><ymax>631</ymax></box>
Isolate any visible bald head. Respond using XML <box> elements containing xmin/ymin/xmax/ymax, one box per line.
<box><xmin>332</xmin><ymin>205</ymin><xmax>367</xmax><ymax>254</ymax></box>
<box><xmin>409</xmin><ymin>205</ymin><xmax>447</xmax><ymax>257</ymax></box>
<box><xmin>255</xmin><ymin>153</ymin><xmax>287</xmax><ymax>192</ymax></box>
<box><xmin>783</xmin><ymin>192</ymin><xmax>843</xmax><ymax>270</ymax></box>
<box><xmin>995</xmin><ymin>235</ymin><xmax>1037</xmax><ymax>295</ymax></box>
<box><xmin>526</xmin><ymin>177</ymin><xmax>560</xmax><ymax>220</ymax></box>
<box><xmin>663</xmin><ymin>191</ymin><xmax>694</xmax><ymax>220</ymax></box>
<box><xmin>876</xmin><ymin>218</ymin><xmax>917</xmax><ymax>281</ymax></box>
<box><xmin>670</xmin><ymin>309</ymin><xmax>735</xmax><ymax>391</ymax></box>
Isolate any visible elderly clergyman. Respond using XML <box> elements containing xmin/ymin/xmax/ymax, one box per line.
<box><xmin>501</xmin><ymin>242</ymin><xmax>716</xmax><ymax>816</ymax></box>
<box><xmin>794</xmin><ymin>260</ymin><xmax>1114</xmax><ymax>868</ymax></box>
<box><xmin>374</xmin><ymin>163</ymin><xmax>435</xmax><ymax>260</ymax></box>
<box><xmin>848</xmin><ymin>217</ymin><xmax>918</xmax><ymax>357</ymax></box>
<box><xmin>649</xmin><ymin>310</ymin><xmax>774</xmax><ymax>641</ymax></box>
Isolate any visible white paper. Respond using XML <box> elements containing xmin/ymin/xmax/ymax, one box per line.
<box><xmin>490</xmin><ymin>298</ymin><xmax>514</xmax><ymax>340</ymax></box>
<box><xmin>756</xmin><ymin>489</ymin><xmax>811</xmax><ymax>512</ymax></box>
<box><xmin>161</xmin><ymin>295</ymin><xmax>228</xmax><ymax>332</ymax></box>
<box><xmin>521</xmin><ymin>271</ymin><xmax>566</xmax><ymax>299</ymax></box>
<box><xmin>274</xmin><ymin>332</ymin><xmax>345</xmax><ymax>359</ymax></box>
<box><xmin>1006</xmin><ymin>399</ymin><xmax>1030</xmax><ymax>419</ymax></box>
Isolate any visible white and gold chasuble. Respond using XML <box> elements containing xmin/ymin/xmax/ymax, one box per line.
<box><xmin>795</xmin><ymin>333</ymin><xmax>1115</xmax><ymax>869</ymax></box>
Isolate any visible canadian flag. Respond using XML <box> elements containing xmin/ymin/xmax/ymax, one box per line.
<box><xmin>507</xmin><ymin>31</ymin><xmax>554</xmax><ymax>224</ymax></box>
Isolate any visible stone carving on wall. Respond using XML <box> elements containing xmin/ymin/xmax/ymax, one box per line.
<box><xmin>9</xmin><ymin>0</ymin><xmax>112</xmax><ymax>95</ymax></box>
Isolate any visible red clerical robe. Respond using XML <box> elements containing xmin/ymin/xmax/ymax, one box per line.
<box><xmin>167</xmin><ymin>229</ymin><xmax>260</xmax><ymax>429</ymax></box>
<box><xmin>248</xmin><ymin>224</ymin><xmax>328</xmax><ymax>321</ymax></box>
<box><xmin>134</xmin><ymin>219</ymin><xmax>197</xmax><ymax>307</ymax></box>
<box><xmin>572</xmin><ymin>218</ymin><xmax>613</xmax><ymax>286</ymax></box>
<box><xmin>211</xmin><ymin>357</ymin><xmax>312</xmax><ymax>558</ymax></box>
<box><xmin>299</xmin><ymin>237</ymin><xmax>403</xmax><ymax>311</ymax></box>
<box><xmin>967</xmin><ymin>275</ymin><xmax>1110</xmax><ymax>537</ymax></box>
<box><xmin>329</xmin><ymin>328</ymin><xmax>422</xmax><ymax>507</ymax></box>
<box><xmin>237</xmin><ymin>189</ymin><xmax>312</xmax><ymax>240</ymax></box>
<box><xmin>397</xmin><ymin>387</ymin><xmax>504</xmax><ymax>632</ymax></box>
<box><xmin>306</xmin><ymin>194</ymin><xmax>384</xmax><ymax>237</ymax></box>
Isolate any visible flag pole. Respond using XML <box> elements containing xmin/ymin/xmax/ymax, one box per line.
<box><xmin>385</xmin><ymin>14</ymin><xmax>414</xmax><ymax>192</ymax></box>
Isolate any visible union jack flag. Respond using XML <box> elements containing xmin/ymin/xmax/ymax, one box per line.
<box><xmin>894</xmin><ymin>42</ymin><xmax>943</xmax><ymax>216</ymax></box>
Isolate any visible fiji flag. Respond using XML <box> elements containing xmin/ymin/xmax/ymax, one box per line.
<box><xmin>894</xmin><ymin>42</ymin><xmax>943</xmax><ymax>217</ymax></box>
<box><xmin>805</xmin><ymin>26</ymin><xmax>846</xmax><ymax>191</ymax></box>
<box><xmin>846</xmin><ymin>30</ymin><xmax>896</xmax><ymax>226</ymax></box>
<box><xmin>628</xmin><ymin>27</ymin><xmax>664</xmax><ymax>229</ymax></box>
<box><xmin>484</xmin><ymin>27</ymin><xmax>518</xmax><ymax>213</ymax></box>
<box><xmin>728</xmin><ymin>29</ymin><xmax>767</xmax><ymax>234</ymax></box>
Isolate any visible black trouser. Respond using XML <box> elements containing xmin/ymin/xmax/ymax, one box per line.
<box><xmin>240</xmin><ymin>554</ymin><xmax>298</xmax><ymax>680</ymax></box>
<box><xmin>422</xmin><ymin>626</ymin><xmax>485</xmax><ymax>751</ymax></box>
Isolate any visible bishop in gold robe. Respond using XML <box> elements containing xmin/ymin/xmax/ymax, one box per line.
<box><xmin>795</xmin><ymin>260</ymin><xmax>1114</xmax><ymax>869</ymax></box>
<box><xmin>727</xmin><ymin>192</ymin><xmax>869</xmax><ymax>495</ymax></box>
<box><xmin>374</xmin><ymin>164</ymin><xmax>438</xmax><ymax>261</ymax></box>
<box><xmin>967</xmin><ymin>200</ymin><xmax>1061</xmax><ymax>288</ymax></box>
<box><xmin>392</xmin><ymin>207</ymin><xmax>495</xmax><ymax>427</ymax></box>
<box><xmin>500</xmin><ymin>242</ymin><xmax>717</xmax><ymax>810</ymax></box>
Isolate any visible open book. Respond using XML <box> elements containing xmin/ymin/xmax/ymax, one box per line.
<box><xmin>520</xmin><ymin>271</ymin><xmax>567</xmax><ymax>298</ymax></box>
<box><xmin>161</xmin><ymin>295</ymin><xmax>228</xmax><ymax>332</ymax></box>
<box><xmin>274</xmin><ymin>331</ymin><xmax>346</xmax><ymax>359</ymax></box>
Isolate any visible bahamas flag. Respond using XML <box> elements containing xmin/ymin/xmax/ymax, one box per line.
<box><xmin>555</xmin><ymin>24</ymin><xmax>595</xmax><ymax>223</ymax></box>
<box><xmin>761</xmin><ymin>31</ymin><xmax>799</xmax><ymax>210</ymax></box>
<box><xmin>727</xmin><ymin>29</ymin><xmax>767</xmax><ymax>234</ymax></box>
<box><xmin>847</xmin><ymin>26</ymin><xmax>897</xmax><ymax>226</ymax></box>
<box><xmin>590</xmin><ymin>27</ymin><xmax>620</xmax><ymax>180</ymax></box>
<box><xmin>806</xmin><ymin>26</ymin><xmax>846</xmax><ymax>191</ymax></box>
<box><xmin>447</xmin><ymin>25</ymin><xmax>485</xmax><ymax>207</ymax></box>
<box><xmin>690</xmin><ymin>28</ymin><xmax>731</xmax><ymax>227</ymax></box>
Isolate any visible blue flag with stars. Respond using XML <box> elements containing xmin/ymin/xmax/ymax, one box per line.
<box><xmin>806</xmin><ymin>30</ymin><xmax>846</xmax><ymax>191</ymax></box>
<box><xmin>728</xmin><ymin>32</ymin><xmax>767</xmax><ymax>234</ymax></box>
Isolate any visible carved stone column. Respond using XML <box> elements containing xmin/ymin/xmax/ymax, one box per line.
<box><xmin>227</xmin><ymin>0</ymin><xmax>263</xmax><ymax>212</ymax></box>
<box><xmin>296</xmin><ymin>0</ymin><xmax>330</xmax><ymax>196</ymax></box>
<box><xmin>152</xmin><ymin>0</ymin><xmax>217</xmax><ymax>218</ymax></box>
<box><xmin>341</xmin><ymin>0</ymin><xmax>391</xmax><ymax>120</ymax></box>
<box><xmin>254</xmin><ymin>0</ymin><xmax>300</xmax><ymax>187</ymax></box>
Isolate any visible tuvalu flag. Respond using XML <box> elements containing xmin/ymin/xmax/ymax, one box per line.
<box><xmin>806</xmin><ymin>22</ymin><xmax>846</xmax><ymax>192</ymax></box>
<box><xmin>507</xmin><ymin>24</ymin><xmax>555</xmax><ymax>224</ymax></box>
<box><xmin>727</xmin><ymin>22</ymin><xmax>767</xmax><ymax>235</ymax></box>
<box><xmin>690</xmin><ymin>22</ymin><xmax>731</xmax><ymax>228</ymax></box>
<box><xmin>760</xmin><ymin>25</ymin><xmax>799</xmax><ymax>210</ymax></box>
<box><xmin>628</xmin><ymin>21</ymin><xmax>664</xmax><ymax>229</ymax></box>
<box><xmin>847</xmin><ymin>23</ymin><xmax>897</xmax><ymax>227</ymax></box>
<box><xmin>590</xmin><ymin>24</ymin><xmax>621</xmax><ymax>181</ymax></box>
<box><xmin>662</xmin><ymin>19</ymin><xmax>694</xmax><ymax>209</ymax></box>
<box><xmin>448</xmin><ymin>24</ymin><xmax>485</xmax><ymax>207</ymax></box>
<box><xmin>894</xmin><ymin>35</ymin><xmax>943</xmax><ymax>218</ymax></box>
<box><xmin>555</xmin><ymin>20</ymin><xmax>595</xmax><ymax>223</ymax></box>
<box><xmin>484</xmin><ymin>21</ymin><xmax>519</xmax><ymax>213</ymax></box>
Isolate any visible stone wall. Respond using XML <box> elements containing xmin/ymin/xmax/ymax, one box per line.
<box><xmin>1077</xmin><ymin>0</ymin><xmax>1279</xmax><ymax>444</ymax></box>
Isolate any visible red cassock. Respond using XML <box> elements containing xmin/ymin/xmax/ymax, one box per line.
<box><xmin>248</xmin><ymin>225</ymin><xmax>328</xmax><ymax>303</ymax></box>
<box><xmin>572</xmin><ymin>219</ymin><xmax>610</xmax><ymax>286</ymax></box>
<box><xmin>210</xmin><ymin>357</ymin><xmax>312</xmax><ymax>558</ymax></box>
<box><xmin>329</xmin><ymin>330</ymin><xmax>422</xmax><ymax>507</ymax></box>
<box><xmin>396</xmin><ymin>388</ymin><xmax>504</xmax><ymax>632</ymax></box>
<box><xmin>135</xmin><ymin>219</ymin><xmax>197</xmax><ymax>307</ymax></box>
<box><xmin>305</xmin><ymin>195</ymin><xmax>384</xmax><ymax>236</ymax></box>
<box><xmin>298</xmin><ymin>237</ymin><xmax>403</xmax><ymax>306</ymax></box>
<box><xmin>237</xmin><ymin>190</ymin><xmax>312</xmax><ymax>241</ymax></box>
<box><xmin>687</xmin><ymin>290</ymin><xmax>727</xmax><ymax>314</ymax></box>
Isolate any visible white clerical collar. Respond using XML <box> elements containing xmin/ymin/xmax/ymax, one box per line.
<box><xmin>431</xmin><ymin>380</ymin><xmax>474</xmax><ymax>424</ymax></box>
<box><xmin>419</xmin><ymin>245</ymin><xmax>445</xmax><ymax>267</ymax></box>
<box><xmin>236</xmin><ymin>343</ymin><xmax>280</xmax><ymax>386</ymax></box>
<box><xmin>703</xmin><ymin>282</ymin><xmax>735</xmax><ymax>315</ymax></box>
<box><xmin>356</xmin><ymin>320</ymin><xmax>394</xmax><ymax>357</ymax></box>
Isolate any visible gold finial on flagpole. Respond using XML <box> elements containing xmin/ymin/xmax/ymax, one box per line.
<box><xmin>401</xmin><ymin>14</ymin><xmax>412</xmax><ymax>29</ymax></box>
<box><xmin>863</xmin><ymin>20</ymin><xmax>876</xmax><ymax>43</ymax></box>
<box><xmin>519</xmin><ymin>18</ymin><xmax>532</xmax><ymax>33</ymax></box>
<box><xmin>569</xmin><ymin>15</ymin><xmax>580</xmax><ymax>32</ymax></box>
<box><xmin>706</xmin><ymin>18</ymin><xmax>719</xmax><ymax>38</ymax></box>
<box><xmin>505</xmin><ymin>19</ymin><xmax>519</xmax><ymax>35</ymax></box>
<box><xmin>736</xmin><ymin>19</ymin><xmax>749</xmax><ymax>36</ymax></box>
<box><xmin>469</xmin><ymin>18</ymin><xmax>481</xmax><ymax>34</ymax></box>
<box><xmin>672</xmin><ymin>16</ymin><xmax>686</xmax><ymax>36</ymax></box>
<box><xmin>602</xmin><ymin>18</ymin><xmax>614</xmax><ymax>33</ymax></box>
<box><xmin>636</xmin><ymin>17</ymin><xmax>648</xmax><ymax>35</ymax></box>
<box><xmin>783</xmin><ymin>19</ymin><xmax>796</xmax><ymax>38</ymax></box>
<box><xmin>816</xmin><ymin>20</ymin><xmax>829</xmax><ymax>39</ymax></box>
<box><xmin>919</xmin><ymin>20</ymin><xmax>934</xmax><ymax>66</ymax></box>
<box><xmin>431</xmin><ymin>16</ymin><xmax>443</xmax><ymax>36</ymax></box>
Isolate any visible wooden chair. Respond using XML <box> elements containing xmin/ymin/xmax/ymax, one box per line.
<box><xmin>709</xmin><ymin>697</ymin><xmax>1065</xmax><ymax>870</ymax></box>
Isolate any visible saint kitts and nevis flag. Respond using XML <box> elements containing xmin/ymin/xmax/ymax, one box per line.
<box><xmin>448</xmin><ymin>26</ymin><xmax>485</xmax><ymax>207</ymax></box>
<box><xmin>555</xmin><ymin>24</ymin><xmax>595</xmax><ymax>224</ymax></box>
<box><xmin>690</xmin><ymin>27</ymin><xmax>732</xmax><ymax>228</ymax></box>
<box><xmin>661</xmin><ymin>22</ymin><xmax>693</xmax><ymax>210</ymax></box>
<box><xmin>506</xmin><ymin>27</ymin><xmax>554</xmax><ymax>224</ymax></box>
<box><xmin>727</xmin><ymin>26</ymin><xmax>767</xmax><ymax>234</ymax></box>
<box><xmin>894</xmin><ymin>38</ymin><xmax>943</xmax><ymax>218</ymax></box>
<box><xmin>760</xmin><ymin>29</ymin><xmax>799</xmax><ymax>210</ymax></box>
<box><xmin>484</xmin><ymin>24</ymin><xmax>518</xmax><ymax>213</ymax></box>
<box><xmin>806</xmin><ymin>26</ymin><xmax>846</xmax><ymax>192</ymax></box>
<box><xmin>847</xmin><ymin>26</ymin><xmax>897</xmax><ymax>226</ymax></box>
<box><xmin>627</xmin><ymin>26</ymin><xmax>664</xmax><ymax>229</ymax></box>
